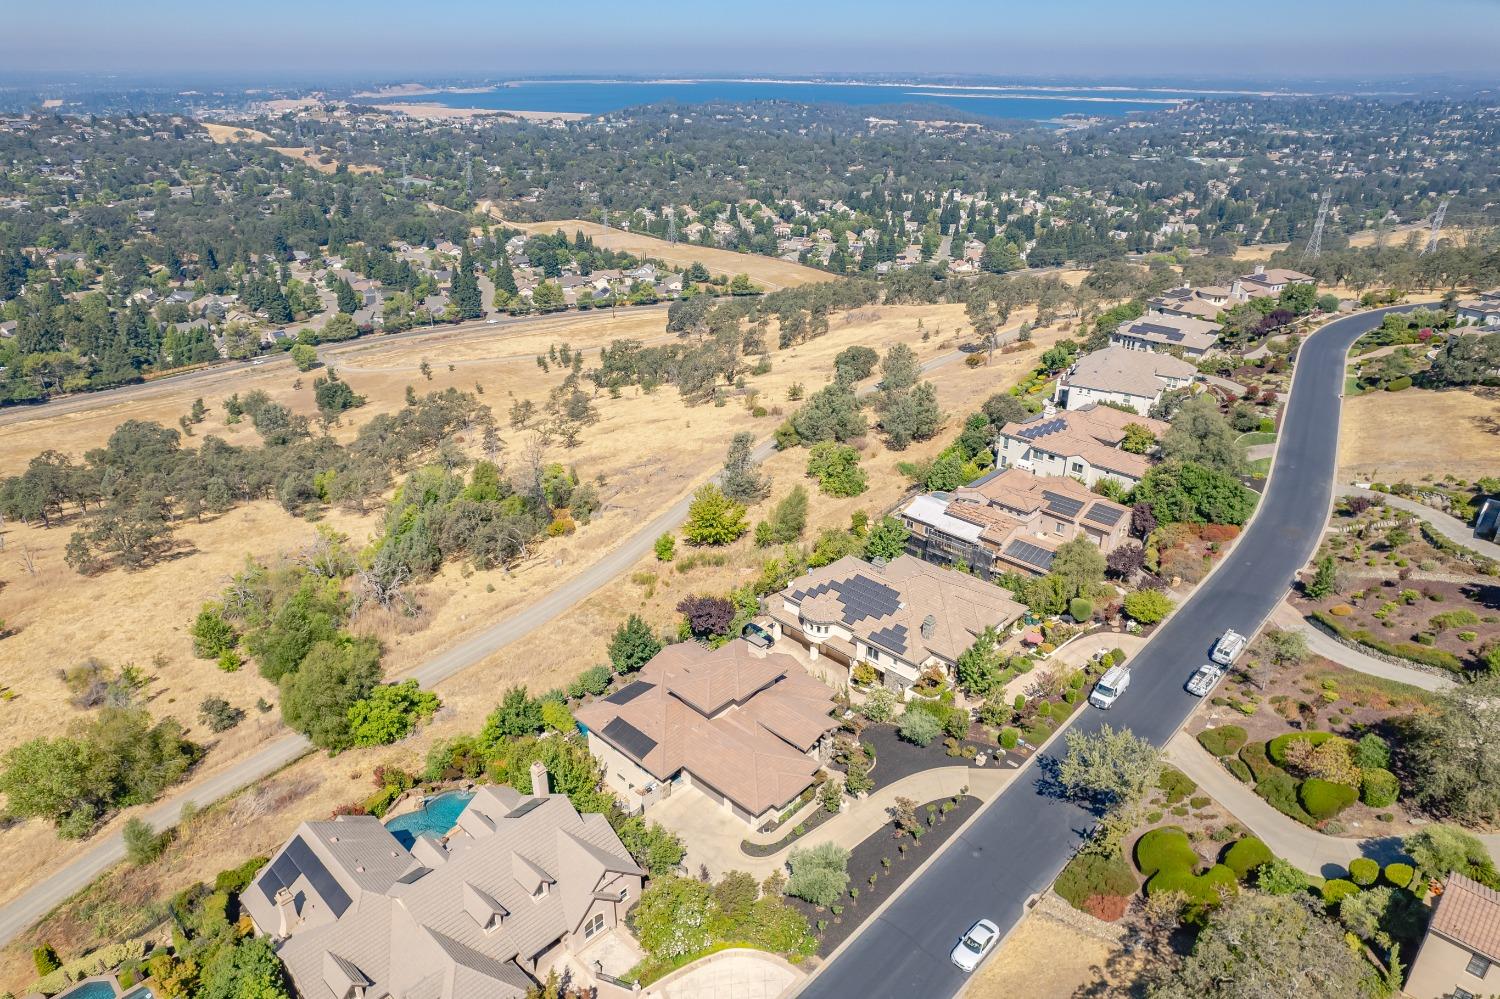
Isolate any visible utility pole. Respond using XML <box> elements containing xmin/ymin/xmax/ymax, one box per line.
<box><xmin>1424</xmin><ymin>197</ymin><xmax>1451</xmax><ymax>254</ymax></box>
<box><xmin>1303</xmin><ymin>189</ymin><xmax>1332</xmax><ymax>261</ymax></box>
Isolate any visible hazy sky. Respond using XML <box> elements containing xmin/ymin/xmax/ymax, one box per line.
<box><xmin>5</xmin><ymin>0</ymin><xmax>1499</xmax><ymax>80</ymax></box>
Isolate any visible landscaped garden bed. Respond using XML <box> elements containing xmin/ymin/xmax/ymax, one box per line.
<box><xmin>784</xmin><ymin>792</ymin><xmax>981</xmax><ymax>956</ymax></box>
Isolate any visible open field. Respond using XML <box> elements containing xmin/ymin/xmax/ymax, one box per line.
<box><xmin>964</xmin><ymin>902</ymin><xmax>1121</xmax><ymax>999</ymax></box>
<box><xmin>482</xmin><ymin>207</ymin><xmax>832</xmax><ymax>291</ymax></box>
<box><xmin>269</xmin><ymin>146</ymin><xmax>382</xmax><ymax>174</ymax></box>
<box><xmin>1338</xmin><ymin>386</ymin><xmax>1500</xmax><ymax>482</ymax></box>
<box><xmin>0</xmin><ymin>290</ymin><xmax>1076</xmax><ymax>985</ymax></box>
<box><xmin>199</xmin><ymin>121</ymin><xmax>274</xmax><ymax>144</ymax></box>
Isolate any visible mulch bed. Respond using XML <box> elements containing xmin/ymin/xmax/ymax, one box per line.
<box><xmin>789</xmin><ymin>793</ymin><xmax>982</xmax><ymax>956</ymax></box>
<box><xmin>861</xmin><ymin>723</ymin><xmax>1026</xmax><ymax>788</ymax></box>
<box><xmin>741</xmin><ymin>803</ymin><xmax>838</xmax><ymax>857</ymax></box>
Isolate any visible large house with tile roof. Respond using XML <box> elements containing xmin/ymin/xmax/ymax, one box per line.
<box><xmin>1055</xmin><ymin>345</ymin><xmax>1198</xmax><ymax>416</ymax></box>
<box><xmin>995</xmin><ymin>404</ymin><xmax>1168</xmax><ymax>490</ymax></box>
<box><xmin>244</xmin><ymin>778</ymin><xmax>643</xmax><ymax>999</ymax></box>
<box><xmin>766</xmin><ymin>554</ymin><xmax>1024</xmax><ymax>699</ymax></box>
<box><xmin>574</xmin><ymin>639</ymin><xmax>838</xmax><ymax>829</ymax></box>
<box><xmin>1109</xmin><ymin>314</ymin><xmax>1222</xmax><ymax>359</ymax></box>
<box><xmin>1407</xmin><ymin>872</ymin><xmax>1500</xmax><ymax>999</ymax></box>
<box><xmin>900</xmin><ymin>469</ymin><xmax>1131</xmax><ymax>580</ymax></box>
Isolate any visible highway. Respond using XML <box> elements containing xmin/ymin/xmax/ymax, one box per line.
<box><xmin>796</xmin><ymin>304</ymin><xmax>1430</xmax><ymax>999</ymax></box>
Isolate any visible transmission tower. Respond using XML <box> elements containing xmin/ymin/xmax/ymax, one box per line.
<box><xmin>1303</xmin><ymin>190</ymin><xmax>1332</xmax><ymax>261</ymax></box>
<box><xmin>666</xmin><ymin>205</ymin><xmax>678</xmax><ymax>244</ymax></box>
<box><xmin>463</xmin><ymin>154</ymin><xmax>473</xmax><ymax>198</ymax></box>
<box><xmin>1424</xmin><ymin>197</ymin><xmax>1451</xmax><ymax>254</ymax></box>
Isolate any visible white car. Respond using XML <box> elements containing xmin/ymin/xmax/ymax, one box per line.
<box><xmin>951</xmin><ymin>918</ymin><xmax>1000</xmax><ymax>972</ymax></box>
<box><xmin>1211</xmin><ymin>629</ymin><xmax>1247</xmax><ymax>666</ymax></box>
<box><xmin>1089</xmin><ymin>663</ymin><xmax>1131</xmax><ymax>709</ymax></box>
<box><xmin>1186</xmin><ymin>663</ymin><xmax>1225</xmax><ymax>697</ymax></box>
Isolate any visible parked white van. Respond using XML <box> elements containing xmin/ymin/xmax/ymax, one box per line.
<box><xmin>1089</xmin><ymin>664</ymin><xmax>1131</xmax><ymax>709</ymax></box>
<box><xmin>1211</xmin><ymin>629</ymin><xmax>1247</xmax><ymax>666</ymax></box>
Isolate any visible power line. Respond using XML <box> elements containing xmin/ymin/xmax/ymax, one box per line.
<box><xmin>1303</xmin><ymin>189</ymin><xmax>1332</xmax><ymax>261</ymax></box>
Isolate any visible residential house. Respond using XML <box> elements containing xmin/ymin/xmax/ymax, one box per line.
<box><xmin>245</xmin><ymin>775</ymin><xmax>643</xmax><ymax>999</ymax></box>
<box><xmin>900</xmin><ymin>469</ymin><xmax>1130</xmax><ymax>579</ymax></box>
<box><xmin>1456</xmin><ymin>292</ymin><xmax>1500</xmax><ymax>326</ymax></box>
<box><xmin>766</xmin><ymin>554</ymin><xmax>1024</xmax><ymax>697</ymax></box>
<box><xmin>575</xmin><ymin>640</ymin><xmax>837</xmax><ymax>829</ymax></box>
<box><xmin>1055</xmin><ymin>345</ymin><xmax>1198</xmax><ymax>415</ymax></box>
<box><xmin>1110</xmin><ymin>315</ymin><xmax>1222</xmax><ymax>358</ymax></box>
<box><xmin>1237</xmin><ymin>264</ymin><xmax>1316</xmax><ymax>298</ymax></box>
<box><xmin>995</xmin><ymin>404</ymin><xmax>1168</xmax><ymax>490</ymax></box>
<box><xmin>1406</xmin><ymin>872</ymin><xmax>1500</xmax><ymax>999</ymax></box>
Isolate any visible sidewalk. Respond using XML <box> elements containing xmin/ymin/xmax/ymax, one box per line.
<box><xmin>1166</xmin><ymin>733</ymin><xmax>1500</xmax><ymax>874</ymax></box>
<box><xmin>1269</xmin><ymin>600</ymin><xmax>1457</xmax><ymax>691</ymax></box>
<box><xmin>1341</xmin><ymin>484</ymin><xmax>1500</xmax><ymax>561</ymax></box>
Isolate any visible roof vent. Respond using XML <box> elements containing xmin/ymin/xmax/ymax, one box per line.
<box><xmin>921</xmin><ymin>615</ymin><xmax>936</xmax><ymax>639</ymax></box>
<box><xmin>871</xmin><ymin>556</ymin><xmax>888</xmax><ymax>571</ymax></box>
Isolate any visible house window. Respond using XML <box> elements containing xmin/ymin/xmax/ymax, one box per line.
<box><xmin>584</xmin><ymin>912</ymin><xmax>605</xmax><ymax>939</ymax></box>
<box><xmin>1467</xmin><ymin>953</ymin><xmax>1491</xmax><ymax>978</ymax></box>
<box><xmin>1070</xmin><ymin>462</ymin><xmax>1084</xmax><ymax>475</ymax></box>
<box><xmin>1453</xmin><ymin>988</ymin><xmax>1476</xmax><ymax>999</ymax></box>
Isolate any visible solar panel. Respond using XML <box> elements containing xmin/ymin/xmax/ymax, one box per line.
<box><xmin>259</xmin><ymin>836</ymin><xmax>352</xmax><ymax>917</ymax></box>
<box><xmin>1017</xmin><ymin>417</ymin><xmax>1066</xmax><ymax>440</ymax></box>
<box><xmin>1084</xmin><ymin>503</ymin><xmax>1125</xmax><ymax>526</ymax></box>
<box><xmin>506</xmin><ymin>797</ymin><xmax>546</xmax><ymax>819</ymax></box>
<box><xmin>601</xmin><ymin>718</ymin><xmax>658</xmax><ymax>763</ymax></box>
<box><xmin>1005</xmin><ymin>540</ymin><xmax>1056</xmax><ymax>570</ymax></box>
<box><xmin>607</xmin><ymin>681</ymin><xmax>655</xmax><ymax>705</ymax></box>
<box><xmin>867</xmin><ymin>624</ymin><xmax>909</xmax><ymax>655</ymax></box>
<box><xmin>795</xmin><ymin>575</ymin><xmax>903</xmax><ymax>626</ymax></box>
<box><xmin>1042</xmin><ymin>491</ymin><xmax>1085</xmax><ymax>518</ymax></box>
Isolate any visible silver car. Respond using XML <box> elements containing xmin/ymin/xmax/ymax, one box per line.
<box><xmin>951</xmin><ymin>918</ymin><xmax>1000</xmax><ymax>972</ymax></box>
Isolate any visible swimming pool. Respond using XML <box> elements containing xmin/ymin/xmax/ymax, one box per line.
<box><xmin>384</xmin><ymin>790</ymin><xmax>475</xmax><ymax>849</ymax></box>
<box><xmin>55</xmin><ymin>982</ymin><xmax>116</xmax><ymax>999</ymax></box>
<box><xmin>121</xmin><ymin>988</ymin><xmax>155</xmax><ymax>999</ymax></box>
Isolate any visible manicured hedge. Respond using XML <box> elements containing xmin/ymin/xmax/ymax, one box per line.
<box><xmin>1135</xmin><ymin>827</ymin><xmax>1199</xmax><ymax>877</ymax></box>
<box><xmin>1348</xmin><ymin>857</ymin><xmax>1380</xmax><ymax>887</ymax></box>
<box><xmin>1311</xmin><ymin>610</ymin><xmax>1465</xmax><ymax>673</ymax></box>
<box><xmin>1197</xmin><ymin>725</ymin><xmax>1247</xmax><ymax>757</ymax></box>
<box><xmin>1361</xmin><ymin>768</ymin><xmax>1400</xmax><ymax>807</ymax></box>
<box><xmin>1300</xmin><ymin>778</ymin><xmax>1358</xmax><ymax>820</ymax></box>
<box><xmin>1321</xmin><ymin>878</ymin><xmax>1360</xmax><ymax>906</ymax></box>
<box><xmin>1147</xmin><ymin>862</ymin><xmax>1239</xmax><ymax>904</ymax></box>
<box><xmin>1222</xmin><ymin>837</ymin><xmax>1274</xmax><ymax>881</ymax></box>
<box><xmin>1225</xmin><ymin>757</ymin><xmax>1254</xmax><ymax>784</ymax></box>
<box><xmin>1383</xmin><ymin>862</ymin><xmax>1415</xmax><ymax>889</ymax></box>
<box><xmin>1157</xmin><ymin>767</ymin><xmax>1198</xmax><ymax>805</ymax></box>
<box><xmin>1256</xmin><ymin>770</ymin><xmax>1318</xmax><ymax>827</ymax></box>
<box><xmin>1268</xmin><ymin>730</ymin><xmax>1336</xmax><ymax>767</ymax></box>
<box><xmin>1055</xmin><ymin>851</ymin><xmax>1138</xmax><ymax>912</ymax></box>
<box><xmin>1239</xmin><ymin>741</ymin><xmax>1277</xmax><ymax>783</ymax></box>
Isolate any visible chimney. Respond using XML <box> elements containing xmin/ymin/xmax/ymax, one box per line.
<box><xmin>921</xmin><ymin>615</ymin><xmax>936</xmax><ymax>640</ymax></box>
<box><xmin>871</xmin><ymin>556</ymin><xmax>888</xmax><ymax>572</ymax></box>
<box><xmin>1253</xmin><ymin>264</ymin><xmax>1265</xmax><ymax>276</ymax></box>
<box><xmin>530</xmin><ymin>760</ymin><xmax>551</xmax><ymax>797</ymax></box>
<box><xmin>275</xmin><ymin>886</ymin><xmax>298</xmax><ymax>937</ymax></box>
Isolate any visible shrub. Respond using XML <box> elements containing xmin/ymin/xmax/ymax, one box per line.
<box><xmin>1225</xmin><ymin>757</ymin><xmax>1253</xmax><ymax>783</ymax></box>
<box><xmin>1360</xmin><ymin>768</ymin><xmax>1400</xmax><ymax>808</ymax></box>
<box><xmin>1135</xmin><ymin>826</ymin><xmax>1199</xmax><ymax>877</ymax></box>
<box><xmin>898</xmin><ymin>710</ymin><xmax>944</xmax><ymax>747</ymax></box>
<box><xmin>1054</xmin><ymin>851</ymin><xmax>1137</xmax><ymax>912</ymax></box>
<box><xmin>1238</xmin><ymin>741</ymin><xmax>1276</xmax><ymax>783</ymax></box>
<box><xmin>1321</xmin><ymin>878</ymin><xmax>1360</xmax><ymax>906</ymax></box>
<box><xmin>1300</xmin><ymin>778</ymin><xmax>1358</xmax><ymax>820</ymax></box>
<box><xmin>123</xmin><ymin>817</ymin><xmax>169</xmax><ymax>865</ymax></box>
<box><xmin>33</xmin><ymin>944</ymin><xmax>60</xmax><ymax>977</ymax></box>
<box><xmin>1348</xmin><ymin>857</ymin><xmax>1379</xmax><ymax>887</ymax></box>
<box><xmin>1146</xmin><ymin>861</ymin><xmax>1238</xmax><ymax>905</ymax></box>
<box><xmin>1384</xmin><ymin>376</ymin><xmax>1412</xmax><ymax>391</ymax></box>
<box><xmin>1068</xmin><ymin>597</ymin><xmax>1093</xmax><ymax>622</ymax></box>
<box><xmin>654</xmin><ymin>533</ymin><xmax>676</xmax><ymax>562</ymax></box>
<box><xmin>1123</xmin><ymin>589</ymin><xmax>1173</xmax><ymax>624</ymax></box>
<box><xmin>1256</xmin><ymin>858</ymin><xmax>1311</xmax><ymax>896</ymax></box>
<box><xmin>1197</xmin><ymin>725</ymin><xmax>1247</xmax><ymax>757</ymax></box>
<box><xmin>199</xmin><ymin>696</ymin><xmax>245</xmax><ymax>733</ymax></box>
<box><xmin>999</xmin><ymin>728</ymin><xmax>1019</xmax><ymax>749</ymax></box>
<box><xmin>786</xmin><ymin>842</ymin><xmax>851</xmax><ymax>907</ymax></box>
<box><xmin>1268</xmin><ymin>730</ymin><xmax>1337</xmax><ymax>766</ymax></box>
<box><xmin>1221</xmin><ymin>837</ymin><xmax>1274</xmax><ymax>880</ymax></box>
<box><xmin>1256</xmin><ymin>771</ymin><xmax>1317</xmax><ymax>827</ymax></box>
<box><xmin>214</xmin><ymin>856</ymin><xmax>269</xmax><ymax>895</ymax></box>
<box><xmin>1382</xmin><ymin>862</ymin><xmax>1415</xmax><ymax>889</ymax></box>
<box><xmin>1310</xmin><ymin>610</ymin><xmax>1465</xmax><ymax>672</ymax></box>
<box><xmin>1353</xmin><ymin>733</ymin><xmax>1391</xmax><ymax>770</ymax></box>
<box><xmin>1157</xmin><ymin>767</ymin><xmax>1198</xmax><ymax>805</ymax></box>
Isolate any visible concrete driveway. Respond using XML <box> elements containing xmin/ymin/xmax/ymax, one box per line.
<box><xmin>648</xmin><ymin>950</ymin><xmax>803</xmax><ymax>999</ymax></box>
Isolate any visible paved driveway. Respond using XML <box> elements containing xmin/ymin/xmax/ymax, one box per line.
<box><xmin>650</xmin><ymin>951</ymin><xmax>802</xmax><ymax>999</ymax></box>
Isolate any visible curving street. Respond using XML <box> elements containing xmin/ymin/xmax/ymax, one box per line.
<box><xmin>795</xmin><ymin>304</ymin><xmax>1432</xmax><ymax>999</ymax></box>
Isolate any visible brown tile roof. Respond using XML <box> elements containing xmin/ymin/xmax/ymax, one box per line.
<box><xmin>997</xmin><ymin>405</ymin><xmax>1166</xmax><ymax>479</ymax></box>
<box><xmin>1430</xmin><ymin>872</ymin><xmax>1500</xmax><ymax>962</ymax></box>
<box><xmin>574</xmin><ymin>640</ymin><xmax>837</xmax><ymax>817</ymax></box>
<box><xmin>1066</xmin><ymin>345</ymin><xmax>1198</xmax><ymax>397</ymax></box>
<box><xmin>956</xmin><ymin>468</ymin><xmax>1128</xmax><ymax>531</ymax></box>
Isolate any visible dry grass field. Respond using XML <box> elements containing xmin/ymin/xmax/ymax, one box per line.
<box><xmin>200</xmin><ymin>121</ymin><xmax>274</xmax><ymax>144</ymax></box>
<box><xmin>963</xmin><ymin>904</ymin><xmax>1121</xmax><ymax>999</ymax></box>
<box><xmin>0</xmin><ymin>292</ymin><xmax>1076</xmax><ymax>984</ymax></box>
<box><xmin>1338</xmin><ymin>386</ymin><xmax>1500</xmax><ymax>483</ymax></box>
<box><xmin>483</xmin><ymin>208</ymin><xmax>832</xmax><ymax>291</ymax></box>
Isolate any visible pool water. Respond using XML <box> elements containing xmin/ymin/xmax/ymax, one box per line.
<box><xmin>57</xmin><ymin>983</ymin><xmax>116</xmax><ymax>999</ymax></box>
<box><xmin>384</xmin><ymin>790</ymin><xmax>475</xmax><ymax>849</ymax></box>
<box><xmin>122</xmin><ymin>988</ymin><xmax>155</xmax><ymax>999</ymax></box>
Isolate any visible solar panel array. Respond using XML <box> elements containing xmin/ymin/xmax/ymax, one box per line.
<box><xmin>601</xmin><ymin>717</ymin><xmax>658</xmax><ymax>763</ymax></box>
<box><xmin>793</xmin><ymin>575</ymin><xmax>903</xmax><ymax>625</ymax></box>
<box><xmin>1016</xmin><ymin>417</ymin><xmax>1066</xmax><ymax>440</ymax></box>
<box><xmin>258</xmin><ymin>836</ymin><xmax>352</xmax><ymax>917</ymax></box>
<box><xmin>1042</xmin><ymin>491</ymin><xmax>1085</xmax><ymax>518</ymax></box>
<box><xmin>1130</xmin><ymin>321</ymin><xmax>1187</xmax><ymax>341</ymax></box>
<box><xmin>1085</xmin><ymin>503</ymin><xmax>1125</xmax><ymax>526</ymax></box>
<box><xmin>606</xmin><ymin>681</ymin><xmax>655</xmax><ymax>705</ymax></box>
<box><xmin>867</xmin><ymin>623</ymin><xmax>910</xmax><ymax>655</ymax></box>
<box><xmin>1005</xmin><ymin>540</ymin><xmax>1056</xmax><ymax>570</ymax></box>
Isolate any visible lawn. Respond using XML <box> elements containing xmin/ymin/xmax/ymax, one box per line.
<box><xmin>1236</xmin><ymin>431</ymin><xmax>1277</xmax><ymax>447</ymax></box>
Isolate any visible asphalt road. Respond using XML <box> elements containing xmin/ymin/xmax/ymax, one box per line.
<box><xmin>0</xmin><ymin>337</ymin><xmax>971</xmax><ymax>947</ymax></box>
<box><xmin>796</xmin><ymin>304</ymin><xmax>1431</xmax><ymax>999</ymax></box>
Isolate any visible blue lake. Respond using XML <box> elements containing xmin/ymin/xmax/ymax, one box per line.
<box><xmin>384</xmin><ymin>790</ymin><xmax>475</xmax><ymax>849</ymax></box>
<box><xmin>382</xmin><ymin>79</ymin><xmax>1212</xmax><ymax>121</ymax></box>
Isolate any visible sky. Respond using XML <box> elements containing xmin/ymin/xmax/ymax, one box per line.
<box><xmin>4</xmin><ymin>0</ymin><xmax>1499</xmax><ymax>81</ymax></box>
